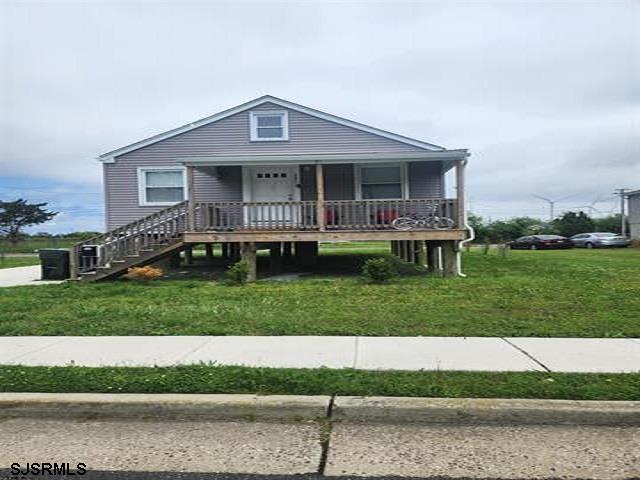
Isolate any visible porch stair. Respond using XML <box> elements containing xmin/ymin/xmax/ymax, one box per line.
<box><xmin>71</xmin><ymin>201</ymin><xmax>189</xmax><ymax>282</ymax></box>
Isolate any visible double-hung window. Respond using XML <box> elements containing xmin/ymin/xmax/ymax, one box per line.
<box><xmin>138</xmin><ymin>167</ymin><xmax>187</xmax><ymax>206</ymax></box>
<box><xmin>250</xmin><ymin>111</ymin><xmax>289</xmax><ymax>141</ymax></box>
<box><xmin>357</xmin><ymin>164</ymin><xmax>407</xmax><ymax>200</ymax></box>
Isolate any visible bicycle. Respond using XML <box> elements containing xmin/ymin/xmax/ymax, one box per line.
<box><xmin>391</xmin><ymin>211</ymin><xmax>455</xmax><ymax>230</ymax></box>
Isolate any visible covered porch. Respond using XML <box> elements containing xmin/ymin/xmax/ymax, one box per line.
<box><xmin>182</xmin><ymin>151</ymin><xmax>468</xmax><ymax>237</ymax></box>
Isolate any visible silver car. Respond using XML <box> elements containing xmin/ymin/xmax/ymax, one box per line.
<box><xmin>570</xmin><ymin>232</ymin><xmax>631</xmax><ymax>248</ymax></box>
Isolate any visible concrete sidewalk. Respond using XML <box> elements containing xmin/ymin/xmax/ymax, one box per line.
<box><xmin>1</xmin><ymin>336</ymin><xmax>638</xmax><ymax>372</ymax></box>
<box><xmin>0</xmin><ymin>265</ymin><xmax>63</xmax><ymax>287</ymax></box>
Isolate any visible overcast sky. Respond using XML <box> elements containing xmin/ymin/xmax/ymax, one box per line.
<box><xmin>1</xmin><ymin>0</ymin><xmax>638</xmax><ymax>233</ymax></box>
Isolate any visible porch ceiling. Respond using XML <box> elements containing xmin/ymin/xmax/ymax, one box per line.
<box><xmin>178</xmin><ymin>150</ymin><xmax>468</xmax><ymax>169</ymax></box>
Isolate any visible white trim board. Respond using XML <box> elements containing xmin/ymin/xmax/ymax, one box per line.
<box><xmin>179</xmin><ymin>151</ymin><xmax>468</xmax><ymax>167</ymax></box>
<box><xmin>354</xmin><ymin>163</ymin><xmax>409</xmax><ymax>200</ymax></box>
<box><xmin>249</xmin><ymin>110</ymin><xmax>289</xmax><ymax>142</ymax></box>
<box><xmin>98</xmin><ymin>95</ymin><xmax>448</xmax><ymax>162</ymax></box>
<box><xmin>242</xmin><ymin>165</ymin><xmax>301</xmax><ymax>203</ymax></box>
<box><xmin>136</xmin><ymin>166</ymin><xmax>188</xmax><ymax>207</ymax></box>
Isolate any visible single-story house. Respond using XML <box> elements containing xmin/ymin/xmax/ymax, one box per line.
<box><xmin>73</xmin><ymin>95</ymin><xmax>471</xmax><ymax>281</ymax></box>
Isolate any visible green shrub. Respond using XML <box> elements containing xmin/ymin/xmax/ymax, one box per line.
<box><xmin>361</xmin><ymin>257</ymin><xmax>397</xmax><ymax>284</ymax></box>
<box><xmin>225</xmin><ymin>260</ymin><xmax>249</xmax><ymax>285</ymax></box>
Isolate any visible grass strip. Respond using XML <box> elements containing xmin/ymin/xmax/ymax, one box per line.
<box><xmin>1</xmin><ymin>365</ymin><xmax>638</xmax><ymax>400</ymax></box>
<box><xmin>0</xmin><ymin>256</ymin><xmax>40</xmax><ymax>269</ymax></box>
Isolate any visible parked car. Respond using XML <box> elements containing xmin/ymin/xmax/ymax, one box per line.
<box><xmin>570</xmin><ymin>232</ymin><xmax>631</xmax><ymax>248</ymax></box>
<box><xmin>508</xmin><ymin>235</ymin><xmax>574</xmax><ymax>250</ymax></box>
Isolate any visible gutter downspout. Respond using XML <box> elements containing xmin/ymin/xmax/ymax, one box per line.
<box><xmin>456</xmin><ymin>159</ymin><xmax>474</xmax><ymax>277</ymax></box>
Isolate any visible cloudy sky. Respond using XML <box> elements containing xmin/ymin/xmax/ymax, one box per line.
<box><xmin>1</xmin><ymin>0</ymin><xmax>638</xmax><ymax>233</ymax></box>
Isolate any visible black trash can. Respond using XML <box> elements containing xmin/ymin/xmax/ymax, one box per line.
<box><xmin>39</xmin><ymin>249</ymin><xmax>70</xmax><ymax>280</ymax></box>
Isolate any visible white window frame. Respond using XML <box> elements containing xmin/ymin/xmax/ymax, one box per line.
<box><xmin>137</xmin><ymin>166</ymin><xmax>188</xmax><ymax>206</ymax></box>
<box><xmin>249</xmin><ymin>110</ymin><xmax>289</xmax><ymax>142</ymax></box>
<box><xmin>354</xmin><ymin>163</ymin><xmax>409</xmax><ymax>200</ymax></box>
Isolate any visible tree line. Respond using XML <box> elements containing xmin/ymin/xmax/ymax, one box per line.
<box><xmin>469</xmin><ymin>211</ymin><xmax>626</xmax><ymax>243</ymax></box>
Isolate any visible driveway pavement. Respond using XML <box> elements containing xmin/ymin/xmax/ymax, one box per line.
<box><xmin>0</xmin><ymin>265</ymin><xmax>63</xmax><ymax>287</ymax></box>
<box><xmin>1</xmin><ymin>335</ymin><xmax>638</xmax><ymax>373</ymax></box>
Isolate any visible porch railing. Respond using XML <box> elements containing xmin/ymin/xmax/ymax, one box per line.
<box><xmin>194</xmin><ymin>198</ymin><xmax>458</xmax><ymax>232</ymax></box>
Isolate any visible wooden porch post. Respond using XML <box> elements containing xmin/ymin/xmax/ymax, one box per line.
<box><xmin>316</xmin><ymin>164</ymin><xmax>325</xmax><ymax>231</ymax></box>
<box><xmin>455</xmin><ymin>159</ymin><xmax>466</xmax><ymax>229</ymax></box>
<box><xmin>407</xmin><ymin>240</ymin><xmax>416</xmax><ymax>264</ymax></box>
<box><xmin>283</xmin><ymin>242</ymin><xmax>292</xmax><ymax>258</ymax></box>
<box><xmin>230</xmin><ymin>243</ymin><xmax>241</xmax><ymax>262</ymax></box>
<box><xmin>241</xmin><ymin>242</ymin><xmax>257</xmax><ymax>282</ymax></box>
<box><xmin>426</xmin><ymin>241</ymin><xmax>440</xmax><ymax>274</ymax></box>
<box><xmin>68</xmin><ymin>245</ymin><xmax>78</xmax><ymax>280</ymax></box>
<box><xmin>269</xmin><ymin>242</ymin><xmax>283</xmax><ymax>274</ymax></box>
<box><xmin>184</xmin><ymin>245</ymin><xmax>194</xmax><ymax>265</ymax></box>
<box><xmin>186</xmin><ymin>165</ymin><xmax>196</xmax><ymax>231</ymax></box>
<box><xmin>205</xmin><ymin>243</ymin><xmax>214</xmax><ymax>260</ymax></box>
<box><xmin>415</xmin><ymin>240</ymin><xmax>426</xmax><ymax>265</ymax></box>
<box><xmin>442</xmin><ymin>240</ymin><xmax>458</xmax><ymax>277</ymax></box>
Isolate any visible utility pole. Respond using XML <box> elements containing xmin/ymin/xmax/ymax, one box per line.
<box><xmin>614</xmin><ymin>189</ymin><xmax>630</xmax><ymax>236</ymax></box>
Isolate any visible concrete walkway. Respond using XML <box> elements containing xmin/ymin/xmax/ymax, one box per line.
<box><xmin>1</xmin><ymin>336</ymin><xmax>638</xmax><ymax>373</ymax></box>
<box><xmin>0</xmin><ymin>265</ymin><xmax>63</xmax><ymax>287</ymax></box>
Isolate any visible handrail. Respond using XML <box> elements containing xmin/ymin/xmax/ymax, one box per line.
<box><xmin>70</xmin><ymin>201</ymin><xmax>189</xmax><ymax>279</ymax></box>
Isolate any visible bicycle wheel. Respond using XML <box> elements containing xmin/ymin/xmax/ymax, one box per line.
<box><xmin>433</xmin><ymin>216</ymin><xmax>455</xmax><ymax>230</ymax></box>
<box><xmin>391</xmin><ymin>217</ymin><xmax>416</xmax><ymax>231</ymax></box>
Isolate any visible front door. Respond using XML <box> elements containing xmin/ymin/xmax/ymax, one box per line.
<box><xmin>246</xmin><ymin>166</ymin><xmax>299</xmax><ymax>227</ymax></box>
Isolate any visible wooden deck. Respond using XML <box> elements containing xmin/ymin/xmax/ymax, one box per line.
<box><xmin>70</xmin><ymin>198</ymin><xmax>467</xmax><ymax>281</ymax></box>
<box><xmin>184</xmin><ymin>229</ymin><xmax>466</xmax><ymax>243</ymax></box>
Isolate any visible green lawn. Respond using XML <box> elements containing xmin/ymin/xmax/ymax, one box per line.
<box><xmin>0</xmin><ymin>256</ymin><xmax>40</xmax><ymax>269</ymax></box>
<box><xmin>0</xmin><ymin>248</ymin><xmax>638</xmax><ymax>337</ymax></box>
<box><xmin>0</xmin><ymin>237</ymin><xmax>85</xmax><ymax>254</ymax></box>
<box><xmin>1</xmin><ymin>365</ymin><xmax>637</xmax><ymax>400</ymax></box>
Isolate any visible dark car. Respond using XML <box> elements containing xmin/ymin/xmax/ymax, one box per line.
<box><xmin>508</xmin><ymin>235</ymin><xmax>574</xmax><ymax>250</ymax></box>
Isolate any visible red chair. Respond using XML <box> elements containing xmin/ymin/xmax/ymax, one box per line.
<box><xmin>325</xmin><ymin>208</ymin><xmax>338</xmax><ymax>226</ymax></box>
<box><xmin>377</xmin><ymin>208</ymin><xmax>398</xmax><ymax>225</ymax></box>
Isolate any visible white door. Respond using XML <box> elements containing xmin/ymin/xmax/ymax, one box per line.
<box><xmin>246</xmin><ymin>166</ymin><xmax>299</xmax><ymax>226</ymax></box>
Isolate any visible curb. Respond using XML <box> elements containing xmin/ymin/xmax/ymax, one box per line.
<box><xmin>1</xmin><ymin>394</ymin><xmax>638</xmax><ymax>426</ymax></box>
<box><xmin>333</xmin><ymin>396</ymin><xmax>640</xmax><ymax>426</ymax></box>
<box><xmin>0</xmin><ymin>393</ymin><xmax>330</xmax><ymax>422</ymax></box>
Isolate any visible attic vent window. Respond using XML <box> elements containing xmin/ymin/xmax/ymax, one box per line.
<box><xmin>250</xmin><ymin>111</ymin><xmax>289</xmax><ymax>141</ymax></box>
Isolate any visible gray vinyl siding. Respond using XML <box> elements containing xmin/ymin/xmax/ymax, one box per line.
<box><xmin>300</xmin><ymin>162</ymin><xmax>443</xmax><ymax>202</ymax></box>
<box><xmin>409</xmin><ymin>162</ymin><xmax>444</xmax><ymax>198</ymax></box>
<box><xmin>301</xmin><ymin>165</ymin><xmax>355</xmax><ymax>201</ymax></box>
<box><xmin>104</xmin><ymin>164</ymin><xmax>241</xmax><ymax>229</ymax></box>
<box><xmin>105</xmin><ymin>102</ymin><xmax>437</xmax><ymax>228</ymax></box>
<box><xmin>629</xmin><ymin>194</ymin><xmax>640</xmax><ymax>240</ymax></box>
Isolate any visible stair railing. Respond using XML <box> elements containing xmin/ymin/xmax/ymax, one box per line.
<box><xmin>70</xmin><ymin>201</ymin><xmax>189</xmax><ymax>278</ymax></box>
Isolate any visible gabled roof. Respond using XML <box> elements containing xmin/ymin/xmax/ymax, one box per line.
<box><xmin>98</xmin><ymin>95</ymin><xmax>445</xmax><ymax>162</ymax></box>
